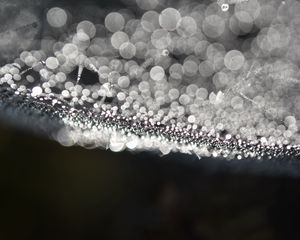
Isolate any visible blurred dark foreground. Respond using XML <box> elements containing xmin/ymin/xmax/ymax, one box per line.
<box><xmin>1</xmin><ymin>124</ymin><xmax>300</xmax><ymax>240</ymax></box>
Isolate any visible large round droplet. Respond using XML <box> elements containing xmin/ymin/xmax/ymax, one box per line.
<box><xmin>119</xmin><ymin>42</ymin><xmax>136</xmax><ymax>59</ymax></box>
<box><xmin>159</xmin><ymin>8</ymin><xmax>181</xmax><ymax>31</ymax></box>
<box><xmin>224</xmin><ymin>50</ymin><xmax>245</xmax><ymax>71</ymax></box>
<box><xmin>177</xmin><ymin>16</ymin><xmax>197</xmax><ymax>37</ymax></box>
<box><xmin>111</xmin><ymin>31</ymin><xmax>129</xmax><ymax>49</ymax></box>
<box><xmin>45</xmin><ymin>57</ymin><xmax>59</xmax><ymax>70</ymax></box>
<box><xmin>77</xmin><ymin>20</ymin><xmax>96</xmax><ymax>39</ymax></box>
<box><xmin>150</xmin><ymin>66</ymin><xmax>165</xmax><ymax>81</ymax></box>
<box><xmin>105</xmin><ymin>12</ymin><xmax>125</xmax><ymax>33</ymax></box>
<box><xmin>47</xmin><ymin>7</ymin><xmax>68</xmax><ymax>28</ymax></box>
<box><xmin>62</xmin><ymin>43</ymin><xmax>79</xmax><ymax>59</ymax></box>
<box><xmin>202</xmin><ymin>15</ymin><xmax>225</xmax><ymax>38</ymax></box>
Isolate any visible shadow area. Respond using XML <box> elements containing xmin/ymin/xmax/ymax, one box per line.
<box><xmin>0</xmin><ymin>124</ymin><xmax>300</xmax><ymax>240</ymax></box>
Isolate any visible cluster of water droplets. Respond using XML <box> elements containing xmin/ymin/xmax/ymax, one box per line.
<box><xmin>0</xmin><ymin>0</ymin><xmax>300</xmax><ymax>159</ymax></box>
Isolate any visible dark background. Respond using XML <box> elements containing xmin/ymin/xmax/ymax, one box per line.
<box><xmin>2</xmin><ymin>120</ymin><xmax>300</xmax><ymax>240</ymax></box>
<box><xmin>1</xmin><ymin>0</ymin><xmax>300</xmax><ymax>239</ymax></box>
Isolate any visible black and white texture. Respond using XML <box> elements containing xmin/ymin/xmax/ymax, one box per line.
<box><xmin>1</xmin><ymin>0</ymin><xmax>300</xmax><ymax>159</ymax></box>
